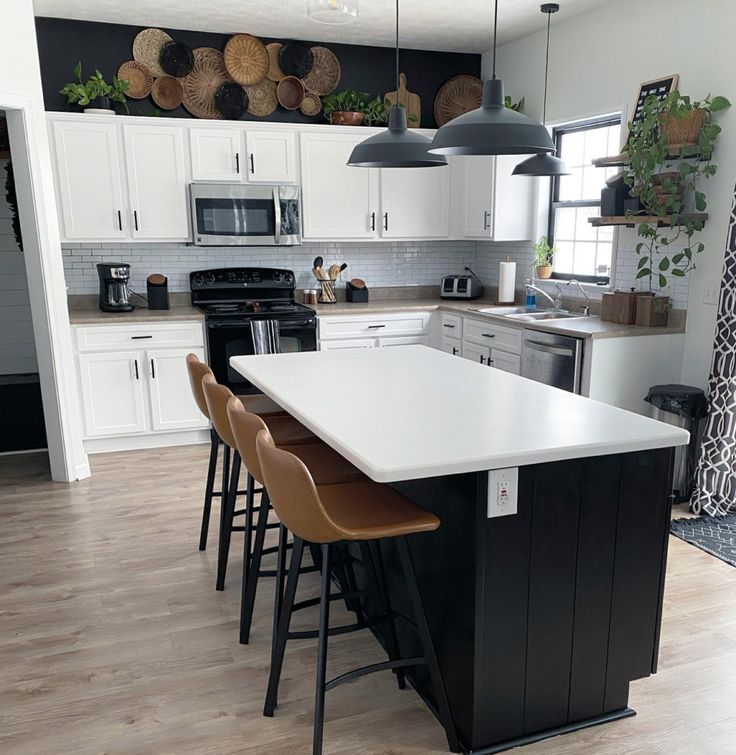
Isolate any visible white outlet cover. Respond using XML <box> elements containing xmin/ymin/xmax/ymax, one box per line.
<box><xmin>703</xmin><ymin>280</ymin><xmax>720</xmax><ymax>305</ymax></box>
<box><xmin>487</xmin><ymin>467</ymin><xmax>518</xmax><ymax>518</ymax></box>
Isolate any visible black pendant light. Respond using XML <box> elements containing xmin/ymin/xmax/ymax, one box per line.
<box><xmin>513</xmin><ymin>4</ymin><xmax>569</xmax><ymax>176</ymax></box>
<box><xmin>429</xmin><ymin>0</ymin><xmax>556</xmax><ymax>156</ymax></box>
<box><xmin>347</xmin><ymin>0</ymin><xmax>447</xmax><ymax>168</ymax></box>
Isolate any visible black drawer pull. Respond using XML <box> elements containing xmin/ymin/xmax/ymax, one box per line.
<box><xmin>367</xmin><ymin>324</ymin><xmax>386</xmax><ymax>329</ymax></box>
<box><xmin>481</xmin><ymin>333</ymin><xmax>496</xmax><ymax>338</ymax></box>
<box><xmin>443</xmin><ymin>323</ymin><xmax>456</xmax><ymax>329</ymax></box>
<box><xmin>131</xmin><ymin>335</ymin><xmax>153</xmax><ymax>340</ymax></box>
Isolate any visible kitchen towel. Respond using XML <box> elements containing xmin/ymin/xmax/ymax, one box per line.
<box><xmin>498</xmin><ymin>259</ymin><xmax>516</xmax><ymax>304</ymax></box>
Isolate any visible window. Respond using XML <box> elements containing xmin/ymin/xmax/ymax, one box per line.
<box><xmin>549</xmin><ymin>115</ymin><xmax>622</xmax><ymax>284</ymax></box>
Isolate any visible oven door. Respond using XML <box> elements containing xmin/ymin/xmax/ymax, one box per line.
<box><xmin>206</xmin><ymin>317</ymin><xmax>317</xmax><ymax>393</ymax></box>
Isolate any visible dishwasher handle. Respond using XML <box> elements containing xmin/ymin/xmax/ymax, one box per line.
<box><xmin>524</xmin><ymin>339</ymin><xmax>577</xmax><ymax>358</ymax></box>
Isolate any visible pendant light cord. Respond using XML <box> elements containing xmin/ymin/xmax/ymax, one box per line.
<box><xmin>395</xmin><ymin>0</ymin><xmax>400</xmax><ymax>93</ymax></box>
<box><xmin>542</xmin><ymin>9</ymin><xmax>551</xmax><ymax>124</ymax></box>
<box><xmin>491</xmin><ymin>0</ymin><xmax>499</xmax><ymax>79</ymax></box>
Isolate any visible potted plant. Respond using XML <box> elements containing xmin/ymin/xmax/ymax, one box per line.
<box><xmin>623</xmin><ymin>90</ymin><xmax>730</xmax><ymax>317</ymax></box>
<box><xmin>60</xmin><ymin>62</ymin><xmax>130</xmax><ymax>115</ymax></box>
<box><xmin>533</xmin><ymin>236</ymin><xmax>554</xmax><ymax>279</ymax></box>
<box><xmin>322</xmin><ymin>89</ymin><xmax>371</xmax><ymax>125</ymax></box>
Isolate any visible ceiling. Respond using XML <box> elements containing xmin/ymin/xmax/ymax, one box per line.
<box><xmin>32</xmin><ymin>0</ymin><xmax>609</xmax><ymax>53</ymax></box>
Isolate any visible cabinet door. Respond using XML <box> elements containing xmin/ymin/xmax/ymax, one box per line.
<box><xmin>462</xmin><ymin>341</ymin><xmax>491</xmax><ymax>365</ymax></box>
<box><xmin>490</xmin><ymin>349</ymin><xmax>521</xmax><ymax>375</ymax></box>
<box><xmin>462</xmin><ymin>156</ymin><xmax>494</xmax><ymax>238</ymax></box>
<box><xmin>380</xmin><ymin>165</ymin><xmax>450</xmax><ymax>238</ymax></box>
<box><xmin>319</xmin><ymin>338</ymin><xmax>376</xmax><ymax>351</ymax></box>
<box><xmin>300</xmin><ymin>132</ymin><xmax>379</xmax><ymax>239</ymax></box>
<box><xmin>51</xmin><ymin>119</ymin><xmax>126</xmax><ymax>240</ymax></box>
<box><xmin>77</xmin><ymin>351</ymin><xmax>146</xmax><ymax>437</ymax></box>
<box><xmin>492</xmin><ymin>154</ymin><xmax>535</xmax><ymax>241</ymax></box>
<box><xmin>123</xmin><ymin>124</ymin><xmax>189</xmax><ymax>239</ymax></box>
<box><xmin>245</xmin><ymin>130</ymin><xmax>297</xmax><ymax>183</ymax></box>
<box><xmin>440</xmin><ymin>336</ymin><xmax>462</xmax><ymax>356</ymax></box>
<box><xmin>147</xmin><ymin>348</ymin><xmax>210</xmax><ymax>431</ymax></box>
<box><xmin>189</xmin><ymin>127</ymin><xmax>242</xmax><ymax>181</ymax></box>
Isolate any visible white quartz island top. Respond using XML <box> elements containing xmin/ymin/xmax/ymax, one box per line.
<box><xmin>230</xmin><ymin>346</ymin><xmax>689</xmax><ymax>483</ymax></box>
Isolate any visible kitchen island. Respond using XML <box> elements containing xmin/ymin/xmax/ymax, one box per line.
<box><xmin>230</xmin><ymin>346</ymin><xmax>689</xmax><ymax>754</ymax></box>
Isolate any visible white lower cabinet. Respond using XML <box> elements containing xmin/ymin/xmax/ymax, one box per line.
<box><xmin>440</xmin><ymin>336</ymin><xmax>462</xmax><ymax>356</ymax></box>
<box><xmin>74</xmin><ymin>323</ymin><xmax>208</xmax><ymax>450</ymax></box>
<box><xmin>77</xmin><ymin>350</ymin><xmax>147</xmax><ymax>437</ymax></box>
<box><xmin>318</xmin><ymin>312</ymin><xmax>431</xmax><ymax>351</ymax></box>
<box><xmin>462</xmin><ymin>341</ymin><xmax>491</xmax><ymax>365</ymax></box>
<box><xmin>490</xmin><ymin>348</ymin><xmax>521</xmax><ymax>374</ymax></box>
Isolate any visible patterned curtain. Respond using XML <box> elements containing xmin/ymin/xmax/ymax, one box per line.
<box><xmin>692</xmin><ymin>188</ymin><xmax>736</xmax><ymax>515</ymax></box>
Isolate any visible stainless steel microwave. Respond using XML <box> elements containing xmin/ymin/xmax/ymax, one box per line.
<box><xmin>189</xmin><ymin>183</ymin><xmax>301</xmax><ymax>246</ymax></box>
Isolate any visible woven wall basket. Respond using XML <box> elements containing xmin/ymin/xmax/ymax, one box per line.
<box><xmin>132</xmin><ymin>28</ymin><xmax>172</xmax><ymax>78</ymax></box>
<box><xmin>434</xmin><ymin>75</ymin><xmax>483</xmax><ymax>127</ymax></box>
<box><xmin>224</xmin><ymin>34</ymin><xmax>269</xmax><ymax>87</ymax></box>
<box><xmin>182</xmin><ymin>48</ymin><xmax>230</xmax><ymax>119</ymax></box>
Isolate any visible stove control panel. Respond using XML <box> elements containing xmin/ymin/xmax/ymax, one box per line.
<box><xmin>190</xmin><ymin>268</ymin><xmax>295</xmax><ymax>290</ymax></box>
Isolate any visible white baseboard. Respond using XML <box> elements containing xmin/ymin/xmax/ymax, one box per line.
<box><xmin>84</xmin><ymin>429</ymin><xmax>210</xmax><ymax>454</ymax></box>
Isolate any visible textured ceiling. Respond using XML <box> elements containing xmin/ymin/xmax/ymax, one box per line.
<box><xmin>32</xmin><ymin>0</ymin><xmax>610</xmax><ymax>53</ymax></box>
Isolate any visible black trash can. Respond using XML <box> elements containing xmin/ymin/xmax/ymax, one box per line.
<box><xmin>645</xmin><ymin>384</ymin><xmax>708</xmax><ymax>504</ymax></box>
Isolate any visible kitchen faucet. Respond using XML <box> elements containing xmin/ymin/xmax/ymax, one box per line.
<box><xmin>566</xmin><ymin>279</ymin><xmax>591</xmax><ymax>316</ymax></box>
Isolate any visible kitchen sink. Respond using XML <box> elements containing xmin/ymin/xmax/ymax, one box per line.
<box><xmin>503</xmin><ymin>311</ymin><xmax>583</xmax><ymax>322</ymax></box>
<box><xmin>466</xmin><ymin>306</ymin><xmax>528</xmax><ymax>315</ymax></box>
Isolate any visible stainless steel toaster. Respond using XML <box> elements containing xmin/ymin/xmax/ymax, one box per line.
<box><xmin>440</xmin><ymin>268</ymin><xmax>484</xmax><ymax>300</ymax></box>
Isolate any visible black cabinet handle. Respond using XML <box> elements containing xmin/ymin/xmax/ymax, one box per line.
<box><xmin>483</xmin><ymin>210</ymin><xmax>490</xmax><ymax>230</ymax></box>
<box><xmin>370</xmin><ymin>212</ymin><xmax>376</xmax><ymax>231</ymax></box>
<box><xmin>134</xmin><ymin>359</ymin><xmax>139</xmax><ymax>380</ymax></box>
<box><xmin>235</xmin><ymin>153</ymin><xmax>240</xmax><ymax>173</ymax></box>
<box><xmin>383</xmin><ymin>212</ymin><xmax>389</xmax><ymax>231</ymax></box>
<box><xmin>488</xmin><ymin>359</ymin><xmax>494</xmax><ymax>367</ymax></box>
<box><xmin>250</xmin><ymin>153</ymin><xmax>255</xmax><ymax>174</ymax></box>
<box><xmin>443</xmin><ymin>323</ymin><xmax>456</xmax><ymax>329</ymax></box>
<box><xmin>480</xmin><ymin>355</ymin><xmax>486</xmax><ymax>364</ymax></box>
<box><xmin>452</xmin><ymin>347</ymin><xmax>458</xmax><ymax>355</ymax></box>
<box><xmin>150</xmin><ymin>359</ymin><xmax>156</xmax><ymax>379</ymax></box>
<box><xmin>133</xmin><ymin>210</ymin><xmax>139</xmax><ymax>231</ymax></box>
<box><xmin>131</xmin><ymin>335</ymin><xmax>153</xmax><ymax>340</ymax></box>
<box><xmin>367</xmin><ymin>324</ymin><xmax>386</xmax><ymax>329</ymax></box>
<box><xmin>117</xmin><ymin>210</ymin><xmax>122</xmax><ymax>231</ymax></box>
<box><xmin>481</xmin><ymin>333</ymin><xmax>496</xmax><ymax>338</ymax></box>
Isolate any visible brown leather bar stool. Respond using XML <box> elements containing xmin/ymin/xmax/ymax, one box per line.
<box><xmin>256</xmin><ymin>429</ymin><xmax>460</xmax><ymax>755</ymax></box>
<box><xmin>227</xmin><ymin>396</ymin><xmax>366</xmax><ymax>645</ymax></box>
<box><xmin>201</xmin><ymin>372</ymin><xmax>316</xmax><ymax>591</ymax></box>
<box><xmin>185</xmin><ymin>353</ymin><xmax>285</xmax><ymax>551</ymax></box>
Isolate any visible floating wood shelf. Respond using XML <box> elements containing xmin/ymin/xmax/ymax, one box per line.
<box><xmin>588</xmin><ymin>213</ymin><xmax>708</xmax><ymax>228</ymax></box>
<box><xmin>592</xmin><ymin>145</ymin><xmax>704</xmax><ymax>168</ymax></box>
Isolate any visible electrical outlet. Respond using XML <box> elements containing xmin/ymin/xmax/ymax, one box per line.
<box><xmin>487</xmin><ymin>467</ymin><xmax>518</xmax><ymax>518</ymax></box>
<box><xmin>703</xmin><ymin>280</ymin><xmax>720</xmax><ymax>305</ymax></box>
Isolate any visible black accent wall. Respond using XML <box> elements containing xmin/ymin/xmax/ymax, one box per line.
<box><xmin>35</xmin><ymin>17</ymin><xmax>481</xmax><ymax>128</ymax></box>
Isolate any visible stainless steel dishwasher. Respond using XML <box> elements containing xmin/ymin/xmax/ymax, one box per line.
<box><xmin>521</xmin><ymin>330</ymin><xmax>584</xmax><ymax>393</ymax></box>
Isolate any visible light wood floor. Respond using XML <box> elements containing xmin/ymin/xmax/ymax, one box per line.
<box><xmin>1</xmin><ymin>447</ymin><xmax>735</xmax><ymax>755</ymax></box>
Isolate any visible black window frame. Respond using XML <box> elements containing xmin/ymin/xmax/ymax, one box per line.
<box><xmin>548</xmin><ymin>114</ymin><xmax>622</xmax><ymax>285</ymax></box>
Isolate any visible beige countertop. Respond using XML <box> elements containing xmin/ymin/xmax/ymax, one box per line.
<box><xmin>68</xmin><ymin>295</ymin><xmax>203</xmax><ymax>325</ymax></box>
<box><xmin>314</xmin><ymin>298</ymin><xmax>686</xmax><ymax>340</ymax></box>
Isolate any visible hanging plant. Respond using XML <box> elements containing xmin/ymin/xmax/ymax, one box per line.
<box><xmin>623</xmin><ymin>90</ymin><xmax>730</xmax><ymax>290</ymax></box>
<box><xmin>4</xmin><ymin>161</ymin><xmax>22</xmax><ymax>252</ymax></box>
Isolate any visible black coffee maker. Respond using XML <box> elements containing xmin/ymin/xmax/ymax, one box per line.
<box><xmin>97</xmin><ymin>263</ymin><xmax>134</xmax><ymax>312</ymax></box>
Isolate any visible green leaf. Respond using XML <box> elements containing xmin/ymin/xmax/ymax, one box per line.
<box><xmin>659</xmin><ymin>257</ymin><xmax>670</xmax><ymax>271</ymax></box>
<box><xmin>672</xmin><ymin>252</ymin><xmax>684</xmax><ymax>264</ymax></box>
<box><xmin>658</xmin><ymin>273</ymin><xmax>667</xmax><ymax>288</ymax></box>
<box><xmin>671</xmin><ymin>268</ymin><xmax>686</xmax><ymax>277</ymax></box>
<box><xmin>637</xmin><ymin>255</ymin><xmax>649</xmax><ymax>269</ymax></box>
<box><xmin>695</xmin><ymin>191</ymin><xmax>707</xmax><ymax>211</ymax></box>
<box><xmin>710</xmin><ymin>96</ymin><xmax>731</xmax><ymax>112</ymax></box>
<box><xmin>636</xmin><ymin>268</ymin><xmax>652</xmax><ymax>280</ymax></box>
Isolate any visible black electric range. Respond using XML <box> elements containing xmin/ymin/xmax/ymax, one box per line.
<box><xmin>191</xmin><ymin>267</ymin><xmax>317</xmax><ymax>393</ymax></box>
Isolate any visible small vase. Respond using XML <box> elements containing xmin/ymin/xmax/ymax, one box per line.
<box><xmin>84</xmin><ymin>96</ymin><xmax>115</xmax><ymax>115</ymax></box>
<box><xmin>535</xmin><ymin>265</ymin><xmax>553</xmax><ymax>279</ymax></box>
<box><xmin>330</xmin><ymin>111</ymin><xmax>365</xmax><ymax>126</ymax></box>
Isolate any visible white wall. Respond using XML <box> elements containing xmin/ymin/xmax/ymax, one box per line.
<box><xmin>0</xmin><ymin>1</ymin><xmax>88</xmax><ymax>479</ymax></box>
<box><xmin>486</xmin><ymin>0</ymin><xmax>736</xmax><ymax>389</ymax></box>
<box><xmin>0</xmin><ymin>157</ymin><xmax>37</xmax><ymax>374</ymax></box>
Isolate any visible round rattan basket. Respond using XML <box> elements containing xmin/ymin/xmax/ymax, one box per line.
<box><xmin>117</xmin><ymin>61</ymin><xmax>153</xmax><ymax>99</ymax></box>
<box><xmin>132</xmin><ymin>28</ymin><xmax>172</xmax><ymax>78</ymax></box>
<box><xmin>302</xmin><ymin>46</ymin><xmax>341</xmax><ymax>96</ymax></box>
<box><xmin>265</xmin><ymin>43</ymin><xmax>286</xmax><ymax>82</ymax></box>
<box><xmin>151</xmin><ymin>75</ymin><xmax>184</xmax><ymax>110</ymax></box>
<box><xmin>433</xmin><ymin>75</ymin><xmax>483</xmax><ymax>127</ymax></box>
<box><xmin>300</xmin><ymin>91</ymin><xmax>322</xmax><ymax>117</ymax></box>
<box><xmin>224</xmin><ymin>34</ymin><xmax>269</xmax><ymax>87</ymax></box>
<box><xmin>245</xmin><ymin>78</ymin><xmax>278</xmax><ymax>117</ymax></box>
<box><xmin>182</xmin><ymin>48</ymin><xmax>230</xmax><ymax>119</ymax></box>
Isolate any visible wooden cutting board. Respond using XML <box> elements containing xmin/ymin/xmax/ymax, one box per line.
<box><xmin>385</xmin><ymin>73</ymin><xmax>421</xmax><ymax>128</ymax></box>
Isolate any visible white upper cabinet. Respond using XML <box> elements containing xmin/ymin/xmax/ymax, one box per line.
<box><xmin>454</xmin><ymin>154</ymin><xmax>536</xmax><ymax>241</ymax></box>
<box><xmin>189</xmin><ymin>126</ymin><xmax>242</xmax><ymax>181</ymax></box>
<box><xmin>300</xmin><ymin>131</ymin><xmax>379</xmax><ymax>239</ymax></box>
<box><xmin>380</xmin><ymin>165</ymin><xmax>450</xmax><ymax>239</ymax></box>
<box><xmin>51</xmin><ymin>119</ymin><xmax>126</xmax><ymax>241</ymax></box>
<box><xmin>123</xmin><ymin>124</ymin><xmax>189</xmax><ymax>240</ymax></box>
<box><xmin>245</xmin><ymin>130</ymin><xmax>297</xmax><ymax>183</ymax></box>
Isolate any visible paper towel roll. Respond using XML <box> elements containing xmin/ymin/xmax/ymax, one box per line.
<box><xmin>498</xmin><ymin>260</ymin><xmax>516</xmax><ymax>303</ymax></box>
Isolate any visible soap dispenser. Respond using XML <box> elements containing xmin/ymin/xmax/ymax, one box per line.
<box><xmin>525</xmin><ymin>279</ymin><xmax>537</xmax><ymax>310</ymax></box>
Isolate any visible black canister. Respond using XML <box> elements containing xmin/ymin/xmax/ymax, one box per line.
<box><xmin>147</xmin><ymin>273</ymin><xmax>170</xmax><ymax>310</ymax></box>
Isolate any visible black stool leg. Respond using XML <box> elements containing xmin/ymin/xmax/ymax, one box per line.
<box><xmin>313</xmin><ymin>543</ymin><xmax>332</xmax><ymax>755</ymax></box>
<box><xmin>215</xmin><ymin>443</ymin><xmax>231</xmax><ymax>578</ymax></box>
<box><xmin>362</xmin><ymin>541</ymin><xmax>405</xmax><ymax>690</ymax></box>
<box><xmin>240</xmin><ymin>489</ymin><xmax>271</xmax><ymax>644</ymax></box>
<box><xmin>216</xmin><ymin>450</ymin><xmax>240</xmax><ymax>591</ymax></box>
<box><xmin>241</xmin><ymin>472</ymin><xmax>256</xmax><ymax>594</ymax></box>
<box><xmin>198</xmin><ymin>431</ymin><xmax>219</xmax><ymax>551</ymax></box>
<box><xmin>264</xmin><ymin>536</ymin><xmax>305</xmax><ymax>717</ymax></box>
<box><xmin>271</xmin><ymin>523</ymin><xmax>288</xmax><ymax>660</ymax></box>
<box><xmin>397</xmin><ymin>536</ymin><xmax>460</xmax><ymax>754</ymax></box>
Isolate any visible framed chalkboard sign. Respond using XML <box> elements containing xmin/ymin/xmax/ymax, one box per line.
<box><xmin>627</xmin><ymin>74</ymin><xmax>679</xmax><ymax>139</ymax></box>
